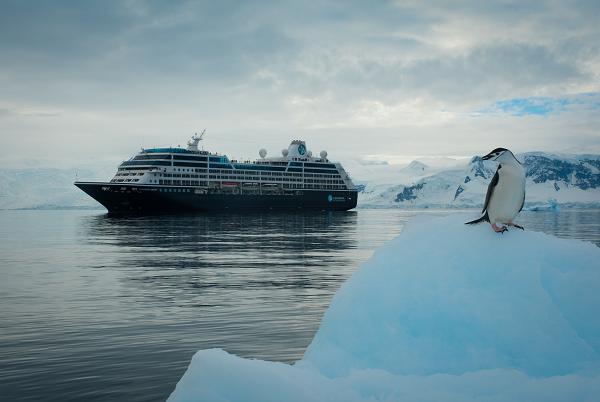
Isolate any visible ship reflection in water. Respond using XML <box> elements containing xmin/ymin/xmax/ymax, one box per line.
<box><xmin>82</xmin><ymin>211</ymin><xmax>362</xmax><ymax>357</ymax></box>
<box><xmin>76</xmin><ymin>211</ymin><xmax>370</xmax><ymax>401</ymax></box>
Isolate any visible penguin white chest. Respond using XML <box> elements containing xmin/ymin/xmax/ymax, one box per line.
<box><xmin>487</xmin><ymin>165</ymin><xmax>525</xmax><ymax>224</ymax></box>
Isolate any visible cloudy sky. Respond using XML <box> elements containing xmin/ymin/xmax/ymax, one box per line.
<box><xmin>1</xmin><ymin>0</ymin><xmax>599</xmax><ymax>168</ymax></box>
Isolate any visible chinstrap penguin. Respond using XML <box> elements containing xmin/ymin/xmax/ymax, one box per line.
<box><xmin>465</xmin><ymin>148</ymin><xmax>526</xmax><ymax>233</ymax></box>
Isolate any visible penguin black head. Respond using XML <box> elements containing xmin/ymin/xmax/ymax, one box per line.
<box><xmin>482</xmin><ymin>147</ymin><xmax>509</xmax><ymax>161</ymax></box>
<box><xmin>481</xmin><ymin>148</ymin><xmax>521</xmax><ymax>165</ymax></box>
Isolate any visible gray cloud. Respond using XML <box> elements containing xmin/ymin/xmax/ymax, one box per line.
<box><xmin>0</xmin><ymin>0</ymin><xmax>599</xmax><ymax>166</ymax></box>
<box><xmin>403</xmin><ymin>43</ymin><xmax>584</xmax><ymax>103</ymax></box>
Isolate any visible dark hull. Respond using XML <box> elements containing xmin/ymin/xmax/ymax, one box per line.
<box><xmin>75</xmin><ymin>182</ymin><xmax>358</xmax><ymax>214</ymax></box>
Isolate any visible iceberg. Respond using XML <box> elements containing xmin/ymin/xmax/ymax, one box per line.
<box><xmin>168</xmin><ymin>214</ymin><xmax>600</xmax><ymax>402</ymax></box>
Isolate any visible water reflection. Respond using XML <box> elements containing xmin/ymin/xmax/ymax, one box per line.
<box><xmin>83</xmin><ymin>211</ymin><xmax>358</xmax><ymax>254</ymax></box>
<box><xmin>519</xmin><ymin>210</ymin><xmax>600</xmax><ymax>246</ymax></box>
<box><xmin>80</xmin><ymin>212</ymin><xmax>359</xmax><ymax>304</ymax></box>
<box><xmin>73</xmin><ymin>212</ymin><xmax>365</xmax><ymax>371</ymax></box>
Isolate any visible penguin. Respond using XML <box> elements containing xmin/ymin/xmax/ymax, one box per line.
<box><xmin>465</xmin><ymin>148</ymin><xmax>526</xmax><ymax>233</ymax></box>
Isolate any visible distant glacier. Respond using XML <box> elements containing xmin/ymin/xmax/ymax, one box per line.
<box><xmin>0</xmin><ymin>167</ymin><xmax>111</xmax><ymax>210</ymax></box>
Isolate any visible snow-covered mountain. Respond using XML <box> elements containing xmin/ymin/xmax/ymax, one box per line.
<box><xmin>355</xmin><ymin>152</ymin><xmax>600</xmax><ymax>209</ymax></box>
<box><xmin>0</xmin><ymin>167</ymin><xmax>112</xmax><ymax>209</ymax></box>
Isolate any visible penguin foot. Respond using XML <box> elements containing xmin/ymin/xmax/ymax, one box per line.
<box><xmin>491</xmin><ymin>223</ymin><xmax>508</xmax><ymax>233</ymax></box>
<box><xmin>508</xmin><ymin>222</ymin><xmax>525</xmax><ymax>230</ymax></box>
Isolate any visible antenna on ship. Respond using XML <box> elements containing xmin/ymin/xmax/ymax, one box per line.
<box><xmin>187</xmin><ymin>129</ymin><xmax>205</xmax><ymax>151</ymax></box>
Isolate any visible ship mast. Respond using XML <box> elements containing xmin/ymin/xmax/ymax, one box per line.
<box><xmin>187</xmin><ymin>129</ymin><xmax>205</xmax><ymax>151</ymax></box>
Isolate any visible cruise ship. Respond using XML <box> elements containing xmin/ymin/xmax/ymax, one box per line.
<box><xmin>75</xmin><ymin>133</ymin><xmax>358</xmax><ymax>213</ymax></box>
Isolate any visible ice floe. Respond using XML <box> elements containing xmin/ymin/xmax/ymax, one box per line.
<box><xmin>168</xmin><ymin>214</ymin><xmax>600</xmax><ymax>402</ymax></box>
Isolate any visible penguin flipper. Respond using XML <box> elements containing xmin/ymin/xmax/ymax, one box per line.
<box><xmin>482</xmin><ymin>168</ymin><xmax>500</xmax><ymax>213</ymax></box>
<box><xmin>465</xmin><ymin>212</ymin><xmax>489</xmax><ymax>225</ymax></box>
<box><xmin>519</xmin><ymin>191</ymin><xmax>525</xmax><ymax>212</ymax></box>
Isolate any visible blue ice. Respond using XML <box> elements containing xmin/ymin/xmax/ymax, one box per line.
<box><xmin>168</xmin><ymin>214</ymin><xmax>600</xmax><ymax>402</ymax></box>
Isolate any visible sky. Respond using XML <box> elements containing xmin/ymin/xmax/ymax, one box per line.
<box><xmin>1</xmin><ymin>0</ymin><xmax>599</xmax><ymax>169</ymax></box>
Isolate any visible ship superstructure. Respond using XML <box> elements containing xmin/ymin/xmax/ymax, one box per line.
<box><xmin>75</xmin><ymin>133</ymin><xmax>358</xmax><ymax>213</ymax></box>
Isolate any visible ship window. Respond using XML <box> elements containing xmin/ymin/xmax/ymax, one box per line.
<box><xmin>133</xmin><ymin>154</ymin><xmax>171</xmax><ymax>161</ymax></box>
<box><xmin>173</xmin><ymin>155</ymin><xmax>208</xmax><ymax>161</ymax></box>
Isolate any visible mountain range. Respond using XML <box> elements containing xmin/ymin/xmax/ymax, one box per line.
<box><xmin>353</xmin><ymin>152</ymin><xmax>600</xmax><ymax>209</ymax></box>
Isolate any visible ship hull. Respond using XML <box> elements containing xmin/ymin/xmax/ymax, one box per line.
<box><xmin>75</xmin><ymin>182</ymin><xmax>358</xmax><ymax>214</ymax></box>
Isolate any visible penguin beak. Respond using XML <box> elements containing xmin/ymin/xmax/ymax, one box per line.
<box><xmin>482</xmin><ymin>153</ymin><xmax>493</xmax><ymax>160</ymax></box>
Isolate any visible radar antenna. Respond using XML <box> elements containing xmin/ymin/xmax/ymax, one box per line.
<box><xmin>187</xmin><ymin>129</ymin><xmax>205</xmax><ymax>151</ymax></box>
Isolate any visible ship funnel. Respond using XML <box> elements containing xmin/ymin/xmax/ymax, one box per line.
<box><xmin>286</xmin><ymin>140</ymin><xmax>307</xmax><ymax>158</ymax></box>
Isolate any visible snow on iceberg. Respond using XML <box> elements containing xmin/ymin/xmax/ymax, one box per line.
<box><xmin>168</xmin><ymin>214</ymin><xmax>600</xmax><ymax>402</ymax></box>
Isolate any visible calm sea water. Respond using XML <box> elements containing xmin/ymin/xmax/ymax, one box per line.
<box><xmin>1</xmin><ymin>209</ymin><xmax>599</xmax><ymax>402</ymax></box>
